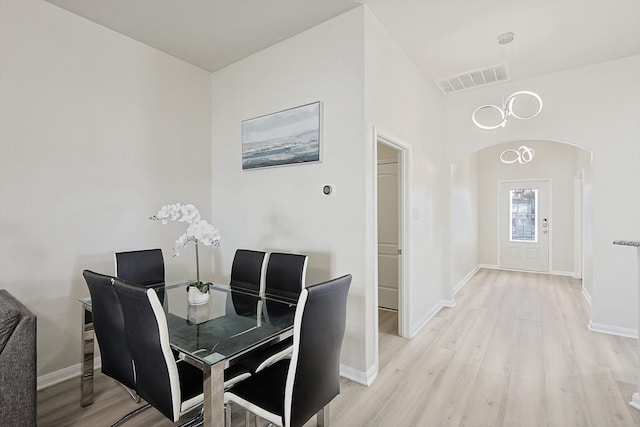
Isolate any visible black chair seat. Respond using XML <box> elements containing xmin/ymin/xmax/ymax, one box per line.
<box><xmin>226</xmin><ymin>359</ymin><xmax>289</xmax><ymax>421</ymax></box>
<box><xmin>224</xmin><ymin>364</ymin><xmax>251</xmax><ymax>389</ymax></box>
<box><xmin>235</xmin><ymin>337</ymin><xmax>293</xmax><ymax>374</ymax></box>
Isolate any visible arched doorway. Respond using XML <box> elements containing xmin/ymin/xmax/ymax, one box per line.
<box><xmin>450</xmin><ymin>139</ymin><xmax>593</xmax><ymax>304</ymax></box>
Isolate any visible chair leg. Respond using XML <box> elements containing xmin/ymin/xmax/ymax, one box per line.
<box><xmin>119</xmin><ymin>383</ymin><xmax>141</xmax><ymax>403</ymax></box>
<box><xmin>317</xmin><ymin>404</ymin><xmax>330</xmax><ymax>427</ymax></box>
<box><xmin>225</xmin><ymin>402</ymin><xmax>232</xmax><ymax>427</ymax></box>
<box><xmin>244</xmin><ymin>409</ymin><xmax>257</xmax><ymax>427</ymax></box>
<box><xmin>108</xmin><ymin>403</ymin><xmax>152</xmax><ymax>427</ymax></box>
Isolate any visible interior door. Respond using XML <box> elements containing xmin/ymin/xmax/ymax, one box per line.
<box><xmin>499</xmin><ymin>180</ymin><xmax>550</xmax><ymax>272</ymax></box>
<box><xmin>377</xmin><ymin>157</ymin><xmax>399</xmax><ymax>311</ymax></box>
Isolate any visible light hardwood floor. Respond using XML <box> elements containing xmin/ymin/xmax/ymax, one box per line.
<box><xmin>38</xmin><ymin>269</ymin><xmax>640</xmax><ymax>426</ymax></box>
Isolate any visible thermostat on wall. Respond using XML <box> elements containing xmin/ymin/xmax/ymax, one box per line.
<box><xmin>322</xmin><ymin>184</ymin><xmax>335</xmax><ymax>196</ymax></box>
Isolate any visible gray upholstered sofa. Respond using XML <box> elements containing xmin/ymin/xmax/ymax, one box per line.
<box><xmin>0</xmin><ymin>289</ymin><xmax>37</xmax><ymax>427</ymax></box>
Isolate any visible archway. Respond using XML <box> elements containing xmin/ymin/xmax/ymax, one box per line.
<box><xmin>449</xmin><ymin>139</ymin><xmax>593</xmax><ymax>306</ymax></box>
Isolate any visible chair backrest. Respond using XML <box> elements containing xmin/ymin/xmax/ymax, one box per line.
<box><xmin>228</xmin><ymin>250</ymin><xmax>267</xmax><ymax>317</ymax></box>
<box><xmin>114</xmin><ymin>248</ymin><xmax>165</xmax><ymax>303</ymax></box>
<box><xmin>230</xmin><ymin>249</ymin><xmax>267</xmax><ymax>294</ymax></box>
<box><xmin>265</xmin><ymin>252</ymin><xmax>308</xmax><ymax>302</ymax></box>
<box><xmin>113</xmin><ymin>278</ymin><xmax>181</xmax><ymax>422</ymax></box>
<box><xmin>82</xmin><ymin>270</ymin><xmax>135</xmax><ymax>391</ymax></box>
<box><xmin>285</xmin><ymin>274</ymin><xmax>351</xmax><ymax>427</ymax></box>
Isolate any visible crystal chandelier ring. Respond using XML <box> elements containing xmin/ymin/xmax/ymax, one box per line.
<box><xmin>472</xmin><ymin>91</ymin><xmax>543</xmax><ymax>130</ymax></box>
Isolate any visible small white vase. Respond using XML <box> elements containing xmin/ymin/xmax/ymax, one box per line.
<box><xmin>187</xmin><ymin>286</ymin><xmax>210</xmax><ymax>305</ymax></box>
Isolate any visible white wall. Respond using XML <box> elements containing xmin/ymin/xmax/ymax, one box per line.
<box><xmin>211</xmin><ymin>8</ymin><xmax>368</xmax><ymax>376</ymax></box>
<box><xmin>450</xmin><ymin>155</ymin><xmax>479</xmax><ymax>290</ymax></box>
<box><xmin>211</xmin><ymin>6</ymin><xmax>447</xmax><ymax>383</ymax></box>
<box><xmin>444</xmin><ymin>56</ymin><xmax>640</xmax><ymax>334</ymax></box>
<box><xmin>475</xmin><ymin>140</ymin><xmax>587</xmax><ymax>275</ymax></box>
<box><xmin>0</xmin><ymin>0</ymin><xmax>212</xmax><ymax>379</ymax></box>
<box><xmin>364</xmin><ymin>8</ymin><xmax>445</xmax><ymax>342</ymax></box>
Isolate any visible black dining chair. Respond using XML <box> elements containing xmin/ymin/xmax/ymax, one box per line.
<box><xmin>228</xmin><ymin>249</ymin><xmax>268</xmax><ymax>318</ymax></box>
<box><xmin>238</xmin><ymin>252</ymin><xmax>307</xmax><ymax>374</ymax></box>
<box><xmin>230</xmin><ymin>249</ymin><xmax>268</xmax><ymax>294</ymax></box>
<box><xmin>81</xmin><ymin>270</ymin><xmax>140</xmax><ymax>402</ymax></box>
<box><xmin>114</xmin><ymin>248</ymin><xmax>166</xmax><ymax>304</ymax></box>
<box><xmin>224</xmin><ymin>274</ymin><xmax>352</xmax><ymax>427</ymax></box>
<box><xmin>112</xmin><ymin>278</ymin><xmax>204</xmax><ymax>425</ymax></box>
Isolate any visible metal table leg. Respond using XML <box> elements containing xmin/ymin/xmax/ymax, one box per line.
<box><xmin>80</xmin><ymin>306</ymin><xmax>94</xmax><ymax>407</ymax></box>
<box><xmin>203</xmin><ymin>362</ymin><xmax>225</xmax><ymax>427</ymax></box>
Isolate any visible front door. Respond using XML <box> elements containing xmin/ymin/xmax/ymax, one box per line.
<box><xmin>499</xmin><ymin>180</ymin><xmax>550</xmax><ymax>272</ymax></box>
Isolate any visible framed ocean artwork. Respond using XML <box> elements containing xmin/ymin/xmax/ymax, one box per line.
<box><xmin>242</xmin><ymin>101</ymin><xmax>321</xmax><ymax>170</ymax></box>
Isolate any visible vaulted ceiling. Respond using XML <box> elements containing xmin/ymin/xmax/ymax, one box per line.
<box><xmin>45</xmin><ymin>0</ymin><xmax>640</xmax><ymax>90</ymax></box>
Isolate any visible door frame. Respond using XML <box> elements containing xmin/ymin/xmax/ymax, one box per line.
<box><xmin>574</xmin><ymin>170</ymin><xmax>584</xmax><ymax>279</ymax></box>
<box><xmin>373</xmin><ymin>126</ymin><xmax>411</xmax><ymax>343</ymax></box>
<box><xmin>497</xmin><ymin>178</ymin><xmax>552</xmax><ymax>272</ymax></box>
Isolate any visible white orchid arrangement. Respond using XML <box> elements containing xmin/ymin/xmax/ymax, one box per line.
<box><xmin>150</xmin><ymin>203</ymin><xmax>221</xmax><ymax>292</ymax></box>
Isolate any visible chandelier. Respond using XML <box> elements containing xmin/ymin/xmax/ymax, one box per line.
<box><xmin>472</xmin><ymin>33</ymin><xmax>543</xmax><ymax>130</ymax></box>
<box><xmin>500</xmin><ymin>145</ymin><xmax>535</xmax><ymax>164</ymax></box>
<box><xmin>472</xmin><ymin>91</ymin><xmax>543</xmax><ymax>130</ymax></box>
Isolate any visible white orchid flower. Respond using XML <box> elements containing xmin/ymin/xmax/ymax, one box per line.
<box><xmin>151</xmin><ymin>203</ymin><xmax>221</xmax><ymax>257</ymax></box>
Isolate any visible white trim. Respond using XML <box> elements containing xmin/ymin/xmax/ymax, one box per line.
<box><xmin>588</xmin><ymin>320</ymin><xmax>637</xmax><ymax>339</ymax></box>
<box><xmin>284</xmin><ymin>287</ymin><xmax>308</xmax><ymax>427</ymax></box>
<box><xmin>113</xmin><ymin>253</ymin><xmax>119</xmax><ymax>277</ymax></box>
<box><xmin>147</xmin><ymin>288</ymin><xmax>182</xmax><ymax>422</ymax></box>
<box><xmin>255</xmin><ymin>347</ymin><xmax>292</xmax><ymax>373</ymax></box>
<box><xmin>582</xmin><ymin>287</ymin><xmax>592</xmax><ymax>307</ymax></box>
<box><xmin>339</xmin><ymin>363</ymin><xmax>375</xmax><ymax>386</ymax></box>
<box><xmin>300</xmin><ymin>256</ymin><xmax>308</xmax><ymax>288</ymax></box>
<box><xmin>630</xmin><ymin>393</ymin><xmax>640</xmax><ymax>411</ymax></box>
<box><xmin>259</xmin><ymin>252</ymin><xmax>269</xmax><ymax>296</ymax></box>
<box><xmin>550</xmin><ymin>270</ymin><xmax>574</xmax><ymax>277</ymax></box>
<box><xmin>453</xmin><ymin>265</ymin><xmax>480</xmax><ymax>295</ymax></box>
<box><xmin>408</xmin><ymin>299</ymin><xmax>452</xmax><ymax>338</ymax></box>
<box><xmin>573</xmin><ymin>170</ymin><xmax>584</xmax><ymax>280</ymax></box>
<box><xmin>37</xmin><ymin>357</ymin><xmax>101</xmax><ymax>391</ymax></box>
<box><xmin>373</xmin><ymin>126</ymin><xmax>412</xmax><ymax>343</ymax></box>
<box><xmin>224</xmin><ymin>393</ymin><xmax>282</xmax><ymax>426</ymax></box>
<box><xmin>478</xmin><ymin>264</ymin><xmax>576</xmax><ymax>278</ymax></box>
<box><xmin>479</xmin><ymin>264</ymin><xmax>499</xmax><ymax>270</ymax></box>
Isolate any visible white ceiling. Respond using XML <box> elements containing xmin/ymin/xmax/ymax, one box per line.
<box><xmin>45</xmin><ymin>0</ymin><xmax>640</xmax><ymax>88</ymax></box>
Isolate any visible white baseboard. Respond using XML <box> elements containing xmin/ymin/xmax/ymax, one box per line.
<box><xmin>582</xmin><ymin>287</ymin><xmax>592</xmax><ymax>307</ymax></box>
<box><xmin>37</xmin><ymin>357</ymin><xmax>102</xmax><ymax>391</ymax></box>
<box><xmin>453</xmin><ymin>265</ymin><xmax>481</xmax><ymax>296</ymax></box>
<box><xmin>588</xmin><ymin>320</ymin><xmax>637</xmax><ymax>339</ymax></box>
<box><xmin>478</xmin><ymin>264</ymin><xmax>499</xmax><ymax>270</ymax></box>
<box><xmin>551</xmin><ymin>270</ymin><xmax>574</xmax><ymax>277</ymax></box>
<box><xmin>39</xmin><ymin>357</ymin><xmax>371</xmax><ymax>392</ymax></box>
<box><xmin>340</xmin><ymin>363</ymin><xmax>375</xmax><ymax>386</ymax></box>
<box><xmin>408</xmin><ymin>299</ymin><xmax>452</xmax><ymax>338</ymax></box>
<box><xmin>481</xmin><ymin>264</ymin><xmax>575</xmax><ymax>277</ymax></box>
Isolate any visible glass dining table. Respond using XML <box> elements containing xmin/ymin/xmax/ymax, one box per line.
<box><xmin>79</xmin><ymin>281</ymin><xmax>296</xmax><ymax>427</ymax></box>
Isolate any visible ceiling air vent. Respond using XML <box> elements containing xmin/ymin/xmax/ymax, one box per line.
<box><xmin>435</xmin><ymin>63</ymin><xmax>510</xmax><ymax>94</ymax></box>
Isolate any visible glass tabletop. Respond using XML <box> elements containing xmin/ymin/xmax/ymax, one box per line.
<box><xmin>80</xmin><ymin>281</ymin><xmax>296</xmax><ymax>366</ymax></box>
<box><xmin>165</xmin><ymin>282</ymin><xmax>296</xmax><ymax>365</ymax></box>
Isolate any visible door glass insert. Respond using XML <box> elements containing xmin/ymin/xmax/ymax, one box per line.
<box><xmin>510</xmin><ymin>188</ymin><xmax>538</xmax><ymax>242</ymax></box>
